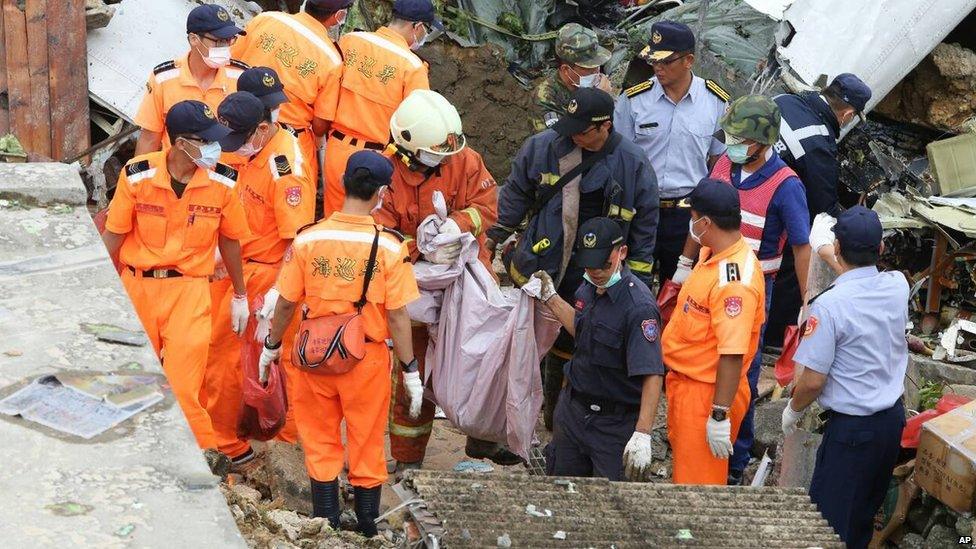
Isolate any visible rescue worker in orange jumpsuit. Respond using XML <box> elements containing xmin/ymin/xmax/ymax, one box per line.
<box><xmin>322</xmin><ymin>0</ymin><xmax>438</xmax><ymax>214</ymax></box>
<box><xmin>371</xmin><ymin>90</ymin><xmax>520</xmax><ymax>473</ymax></box>
<box><xmin>661</xmin><ymin>178</ymin><xmax>765</xmax><ymax>485</ymax></box>
<box><xmin>134</xmin><ymin>4</ymin><xmax>249</xmax><ymax>155</ymax></box>
<box><xmin>231</xmin><ymin>0</ymin><xmax>348</xmax><ymax>214</ymax></box>
<box><xmin>102</xmin><ymin>100</ymin><xmax>250</xmax><ymax>449</ymax></box>
<box><xmin>259</xmin><ymin>150</ymin><xmax>423</xmax><ymax>537</ymax></box>
<box><xmin>203</xmin><ymin>90</ymin><xmax>313</xmax><ymax>466</ymax></box>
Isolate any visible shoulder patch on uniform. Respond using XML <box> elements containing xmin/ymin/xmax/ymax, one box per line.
<box><xmin>152</xmin><ymin>60</ymin><xmax>177</xmax><ymax>75</ymax></box>
<box><xmin>725</xmin><ymin>262</ymin><xmax>741</xmax><ymax>283</ymax></box>
<box><xmin>213</xmin><ymin>162</ymin><xmax>238</xmax><ymax>181</ymax></box>
<box><xmin>641</xmin><ymin>319</ymin><xmax>658</xmax><ymax>342</ymax></box>
<box><xmin>229</xmin><ymin>59</ymin><xmax>250</xmax><ymax>70</ymax></box>
<box><xmin>624</xmin><ymin>79</ymin><xmax>654</xmax><ymax>98</ymax></box>
<box><xmin>124</xmin><ymin>159</ymin><xmax>151</xmax><ymax>177</ymax></box>
<box><xmin>724</xmin><ymin>296</ymin><xmax>742</xmax><ymax>318</ymax></box>
<box><xmin>274</xmin><ymin>154</ymin><xmax>292</xmax><ymax>176</ymax></box>
<box><xmin>705</xmin><ymin>79</ymin><xmax>731</xmax><ymax>102</ymax></box>
<box><xmin>381</xmin><ymin>226</ymin><xmax>406</xmax><ymax>242</ymax></box>
<box><xmin>803</xmin><ymin>315</ymin><xmax>819</xmax><ymax>337</ymax></box>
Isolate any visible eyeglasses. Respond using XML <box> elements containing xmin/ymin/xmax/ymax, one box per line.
<box><xmin>198</xmin><ymin>34</ymin><xmax>238</xmax><ymax>47</ymax></box>
<box><xmin>650</xmin><ymin>54</ymin><xmax>689</xmax><ymax>67</ymax></box>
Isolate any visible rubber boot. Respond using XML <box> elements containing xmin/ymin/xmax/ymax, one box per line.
<box><xmin>353</xmin><ymin>485</ymin><xmax>382</xmax><ymax>538</ymax></box>
<box><xmin>465</xmin><ymin>436</ymin><xmax>523</xmax><ymax>466</ymax></box>
<box><xmin>309</xmin><ymin>478</ymin><xmax>341</xmax><ymax>530</ymax></box>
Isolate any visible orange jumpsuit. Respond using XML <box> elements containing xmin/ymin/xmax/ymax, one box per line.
<box><xmin>276</xmin><ymin>212</ymin><xmax>419</xmax><ymax>487</ymax></box>
<box><xmin>371</xmin><ymin>148</ymin><xmax>498</xmax><ymax>463</ymax></box>
<box><xmin>231</xmin><ymin>11</ymin><xmax>344</xmax><ymax>193</ymax></box>
<box><xmin>205</xmin><ymin>128</ymin><xmax>314</xmax><ymax>459</ymax></box>
<box><xmin>323</xmin><ymin>28</ymin><xmax>429</xmax><ymax>215</ymax></box>
<box><xmin>134</xmin><ymin>54</ymin><xmax>247</xmax><ymax>147</ymax></box>
<box><xmin>105</xmin><ymin>152</ymin><xmax>249</xmax><ymax>448</ymax></box>
<box><xmin>661</xmin><ymin>237</ymin><xmax>765</xmax><ymax>484</ymax></box>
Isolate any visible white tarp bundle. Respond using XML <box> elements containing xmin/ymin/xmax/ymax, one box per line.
<box><xmin>408</xmin><ymin>192</ymin><xmax>560</xmax><ymax>460</ymax></box>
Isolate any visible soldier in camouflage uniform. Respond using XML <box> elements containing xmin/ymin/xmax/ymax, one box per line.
<box><xmin>701</xmin><ymin>95</ymin><xmax>813</xmax><ymax>485</ymax></box>
<box><xmin>531</xmin><ymin>23</ymin><xmax>612</xmax><ymax>132</ymax></box>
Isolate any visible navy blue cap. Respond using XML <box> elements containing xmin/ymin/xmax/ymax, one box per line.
<box><xmin>576</xmin><ymin>217</ymin><xmax>624</xmax><ymax>268</ymax></box>
<box><xmin>237</xmin><ymin>67</ymin><xmax>288</xmax><ymax>110</ymax></box>
<box><xmin>552</xmin><ymin>87</ymin><xmax>614</xmax><ymax>136</ymax></box>
<box><xmin>217</xmin><ymin>92</ymin><xmax>265</xmax><ymax>151</ymax></box>
<box><xmin>186</xmin><ymin>4</ymin><xmax>245</xmax><ymax>39</ymax></box>
<box><xmin>165</xmin><ymin>100</ymin><xmax>232</xmax><ymax>145</ymax></box>
<box><xmin>688</xmin><ymin>177</ymin><xmax>740</xmax><ymax>217</ymax></box>
<box><xmin>344</xmin><ymin>150</ymin><xmax>394</xmax><ymax>188</ymax></box>
<box><xmin>306</xmin><ymin>0</ymin><xmax>354</xmax><ymax>9</ymax></box>
<box><xmin>640</xmin><ymin>20</ymin><xmax>695</xmax><ymax>62</ymax></box>
<box><xmin>829</xmin><ymin>73</ymin><xmax>871</xmax><ymax>113</ymax></box>
<box><xmin>834</xmin><ymin>206</ymin><xmax>882</xmax><ymax>252</ymax></box>
<box><xmin>393</xmin><ymin>0</ymin><xmax>444</xmax><ymax>30</ymax></box>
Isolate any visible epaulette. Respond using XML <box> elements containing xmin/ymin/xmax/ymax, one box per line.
<box><xmin>213</xmin><ymin>162</ymin><xmax>238</xmax><ymax>181</ymax></box>
<box><xmin>229</xmin><ymin>59</ymin><xmax>250</xmax><ymax>70</ymax></box>
<box><xmin>624</xmin><ymin>80</ymin><xmax>654</xmax><ymax>98</ymax></box>
<box><xmin>381</xmin><ymin>227</ymin><xmax>406</xmax><ymax>242</ymax></box>
<box><xmin>124</xmin><ymin>159</ymin><xmax>151</xmax><ymax>177</ymax></box>
<box><xmin>152</xmin><ymin>60</ymin><xmax>176</xmax><ymax>75</ymax></box>
<box><xmin>705</xmin><ymin>79</ymin><xmax>731</xmax><ymax>102</ymax></box>
<box><xmin>274</xmin><ymin>154</ymin><xmax>292</xmax><ymax>177</ymax></box>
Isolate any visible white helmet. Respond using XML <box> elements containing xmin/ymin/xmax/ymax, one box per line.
<box><xmin>390</xmin><ymin>90</ymin><xmax>466</xmax><ymax>162</ymax></box>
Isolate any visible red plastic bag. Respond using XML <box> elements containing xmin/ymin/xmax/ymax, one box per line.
<box><xmin>657</xmin><ymin>279</ymin><xmax>682</xmax><ymax>326</ymax></box>
<box><xmin>237</xmin><ymin>295</ymin><xmax>288</xmax><ymax>441</ymax></box>
<box><xmin>775</xmin><ymin>325</ymin><xmax>801</xmax><ymax>387</ymax></box>
<box><xmin>901</xmin><ymin>394</ymin><xmax>972</xmax><ymax>448</ymax></box>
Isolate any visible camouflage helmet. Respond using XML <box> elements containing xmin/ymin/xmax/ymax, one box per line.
<box><xmin>555</xmin><ymin>23</ymin><xmax>611</xmax><ymax>69</ymax></box>
<box><xmin>719</xmin><ymin>94</ymin><xmax>781</xmax><ymax>146</ymax></box>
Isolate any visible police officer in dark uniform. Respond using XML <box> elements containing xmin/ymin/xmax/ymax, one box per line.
<box><xmin>767</xmin><ymin>73</ymin><xmax>872</xmax><ymax>345</ymax></box>
<box><xmin>532</xmin><ymin>217</ymin><xmax>664</xmax><ymax>481</ymax></box>
<box><xmin>487</xmin><ymin>88</ymin><xmax>659</xmax><ymax>430</ymax></box>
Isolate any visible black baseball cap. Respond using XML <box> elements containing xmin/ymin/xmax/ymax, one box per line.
<box><xmin>186</xmin><ymin>4</ymin><xmax>245</xmax><ymax>39</ymax></box>
<box><xmin>829</xmin><ymin>73</ymin><xmax>872</xmax><ymax>113</ymax></box>
<box><xmin>552</xmin><ymin>88</ymin><xmax>614</xmax><ymax>137</ymax></box>
<box><xmin>306</xmin><ymin>0</ymin><xmax>354</xmax><ymax>9</ymax></box>
<box><xmin>165</xmin><ymin>100</ymin><xmax>232</xmax><ymax>145</ymax></box>
<box><xmin>237</xmin><ymin>67</ymin><xmax>288</xmax><ymax>110</ymax></box>
<box><xmin>688</xmin><ymin>178</ymin><xmax>740</xmax><ymax>217</ymax></box>
<box><xmin>576</xmin><ymin>217</ymin><xmax>624</xmax><ymax>268</ymax></box>
<box><xmin>344</xmin><ymin>150</ymin><xmax>394</xmax><ymax>188</ymax></box>
<box><xmin>640</xmin><ymin>20</ymin><xmax>695</xmax><ymax>62</ymax></box>
<box><xmin>217</xmin><ymin>92</ymin><xmax>265</xmax><ymax>151</ymax></box>
<box><xmin>834</xmin><ymin>206</ymin><xmax>882</xmax><ymax>252</ymax></box>
<box><xmin>393</xmin><ymin>0</ymin><xmax>444</xmax><ymax>30</ymax></box>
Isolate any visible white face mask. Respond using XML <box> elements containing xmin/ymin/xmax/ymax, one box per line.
<box><xmin>333</xmin><ymin>9</ymin><xmax>347</xmax><ymax>29</ymax></box>
<box><xmin>236</xmin><ymin>127</ymin><xmax>266</xmax><ymax>157</ymax></box>
<box><xmin>270</xmin><ymin>108</ymin><xmax>281</xmax><ymax>124</ymax></box>
<box><xmin>410</xmin><ymin>25</ymin><xmax>428</xmax><ymax>51</ymax></box>
<box><xmin>688</xmin><ymin>216</ymin><xmax>708</xmax><ymax>245</ymax></box>
<box><xmin>417</xmin><ymin>150</ymin><xmax>447</xmax><ymax>167</ymax></box>
<box><xmin>202</xmin><ymin>45</ymin><xmax>231</xmax><ymax>68</ymax></box>
<box><xmin>568</xmin><ymin>66</ymin><xmax>601</xmax><ymax>88</ymax></box>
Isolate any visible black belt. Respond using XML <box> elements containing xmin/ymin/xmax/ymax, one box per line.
<box><xmin>660</xmin><ymin>194</ymin><xmax>691</xmax><ymax>209</ymax></box>
<box><xmin>127</xmin><ymin>266</ymin><xmax>183</xmax><ymax>279</ymax></box>
<box><xmin>246</xmin><ymin>258</ymin><xmax>278</xmax><ymax>265</ymax></box>
<box><xmin>282</xmin><ymin>124</ymin><xmax>307</xmax><ymax>136</ymax></box>
<box><xmin>817</xmin><ymin>398</ymin><xmax>904</xmax><ymax>429</ymax></box>
<box><xmin>330</xmin><ymin>129</ymin><xmax>386</xmax><ymax>151</ymax></box>
<box><xmin>569</xmin><ymin>387</ymin><xmax>639</xmax><ymax>415</ymax></box>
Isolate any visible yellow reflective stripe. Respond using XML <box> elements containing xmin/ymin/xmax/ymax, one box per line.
<box><xmin>403</xmin><ymin>235</ymin><xmax>415</xmax><ymax>242</ymax></box>
<box><xmin>389</xmin><ymin>422</ymin><xmax>433</xmax><ymax>438</ymax></box>
<box><xmin>531</xmin><ymin>238</ymin><xmax>551</xmax><ymax>254</ymax></box>
<box><xmin>627</xmin><ymin>259</ymin><xmax>653</xmax><ymax>274</ymax></box>
<box><xmin>509</xmin><ymin>262</ymin><xmax>529</xmax><ymax>286</ymax></box>
<box><xmin>607</xmin><ymin>205</ymin><xmax>635</xmax><ymax>222</ymax></box>
<box><xmin>460</xmin><ymin>207</ymin><xmax>483</xmax><ymax>235</ymax></box>
<box><xmin>540</xmin><ymin>173</ymin><xmax>560</xmax><ymax>186</ymax></box>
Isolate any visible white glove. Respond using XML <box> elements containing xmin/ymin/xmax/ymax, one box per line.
<box><xmin>706</xmin><ymin>416</ymin><xmax>734</xmax><ymax>459</ymax></box>
<box><xmin>530</xmin><ymin>270</ymin><xmax>556</xmax><ymax>301</ymax></box>
<box><xmin>672</xmin><ymin>255</ymin><xmax>694</xmax><ymax>284</ymax></box>
<box><xmin>231</xmin><ymin>293</ymin><xmax>249</xmax><ymax>336</ymax></box>
<box><xmin>254</xmin><ymin>288</ymin><xmax>279</xmax><ymax>343</ymax></box>
<box><xmin>424</xmin><ymin>241</ymin><xmax>462</xmax><ymax>264</ymax></box>
<box><xmin>403</xmin><ymin>369</ymin><xmax>424</xmax><ymax>419</ymax></box>
<box><xmin>622</xmin><ymin>431</ymin><xmax>653</xmax><ymax>482</ymax></box>
<box><xmin>258</xmin><ymin>344</ymin><xmax>280</xmax><ymax>384</ymax></box>
<box><xmin>809</xmin><ymin>213</ymin><xmax>837</xmax><ymax>252</ymax></box>
<box><xmin>781</xmin><ymin>399</ymin><xmax>805</xmax><ymax>437</ymax></box>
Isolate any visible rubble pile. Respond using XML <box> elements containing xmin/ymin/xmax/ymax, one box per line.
<box><xmin>877</xmin><ymin>42</ymin><xmax>976</xmax><ymax>133</ymax></box>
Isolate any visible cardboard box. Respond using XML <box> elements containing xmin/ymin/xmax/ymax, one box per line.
<box><xmin>916</xmin><ymin>399</ymin><xmax>976</xmax><ymax>513</ymax></box>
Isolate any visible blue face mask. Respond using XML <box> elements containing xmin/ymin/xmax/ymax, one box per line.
<box><xmin>726</xmin><ymin>143</ymin><xmax>752</xmax><ymax>164</ymax></box>
<box><xmin>184</xmin><ymin>140</ymin><xmax>222</xmax><ymax>170</ymax></box>
<box><xmin>583</xmin><ymin>255</ymin><xmax>623</xmax><ymax>289</ymax></box>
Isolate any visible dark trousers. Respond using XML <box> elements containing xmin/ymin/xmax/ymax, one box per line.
<box><xmin>545</xmin><ymin>386</ymin><xmax>636</xmax><ymax>481</ymax></box>
<box><xmin>655</xmin><ymin>206</ymin><xmax>692</xmax><ymax>284</ymax></box>
<box><xmin>809</xmin><ymin>401</ymin><xmax>905</xmax><ymax>549</ymax></box>
<box><xmin>766</xmin><ymin>247</ymin><xmax>801</xmax><ymax>347</ymax></box>
<box><xmin>730</xmin><ymin>273</ymin><xmax>775</xmax><ymax>473</ymax></box>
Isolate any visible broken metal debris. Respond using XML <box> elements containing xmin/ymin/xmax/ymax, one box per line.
<box><xmin>80</xmin><ymin>322</ymin><xmax>148</xmax><ymax>347</ymax></box>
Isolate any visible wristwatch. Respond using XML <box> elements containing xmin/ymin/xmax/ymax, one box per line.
<box><xmin>264</xmin><ymin>335</ymin><xmax>282</xmax><ymax>350</ymax></box>
<box><xmin>403</xmin><ymin>357</ymin><xmax>419</xmax><ymax>373</ymax></box>
<box><xmin>710</xmin><ymin>405</ymin><xmax>728</xmax><ymax>422</ymax></box>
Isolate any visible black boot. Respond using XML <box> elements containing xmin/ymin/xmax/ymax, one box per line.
<box><xmin>353</xmin><ymin>485</ymin><xmax>382</xmax><ymax>537</ymax></box>
<box><xmin>465</xmin><ymin>436</ymin><xmax>524</xmax><ymax>466</ymax></box>
<box><xmin>309</xmin><ymin>478</ymin><xmax>341</xmax><ymax>530</ymax></box>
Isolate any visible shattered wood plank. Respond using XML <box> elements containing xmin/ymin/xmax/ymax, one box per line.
<box><xmin>0</xmin><ymin>3</ymin><xmax>8</xmax><ymax>135</ymax></box>
<box><xmin>2</xmin><ymin>0</ymin><xmax>31</xmax><ymax>151</ymax></box>
<box><xmin>47</xmin><ymin>0</ymin><xmax>89</xmax><ymax>162</ymax></box>
<box><xmin>25</xmin><ymin>0</ymin><xmax>50</xmax><ymax>157</ymax></box>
